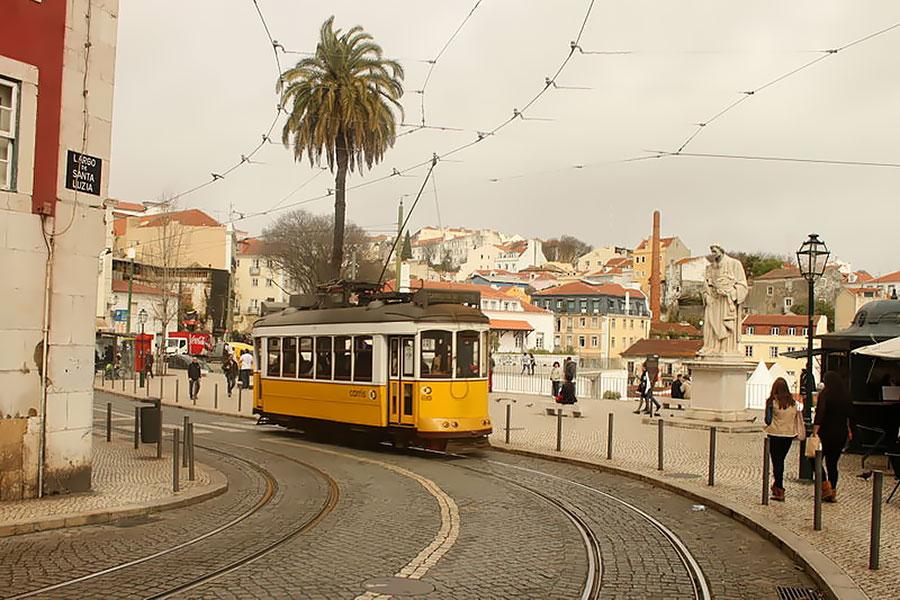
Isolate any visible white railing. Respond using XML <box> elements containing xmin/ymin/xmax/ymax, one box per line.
<box><xmin>491</xmin><ymin>369</ymin><xmax>628</xmax><ymax>400</ymax></box>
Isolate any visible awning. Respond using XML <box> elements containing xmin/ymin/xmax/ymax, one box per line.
<box><xmin>489</xmin><ymin>318</ymin><xmax>533</xmax><ymax>332</ymax></box>
<box><xmin>852</xmin><ymin>336</ymin><xmax>900</xmax><ymax>360</ymax></box>
<box><xmin>780</xmin><ymin>348</ymin><xmax>835</xmax><ymax>359</ymax></box>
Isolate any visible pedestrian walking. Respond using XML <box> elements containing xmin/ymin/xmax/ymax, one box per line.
<box><xmin>634</xmin><ymin>366</ymin><xmax>648</xmax><ymax>414</ymax></box>
<box><xmin>636</xmin><ymin>363</ymin><xmax>660</xmax><ymax>417</ymax></box>
<box><xmin>528</xmin><ymin>352</ymin><xmax>536</xmax><ymax>375</ymax></box>
<box><xmin>550</xmin><ymin>361</ymin><xmax>562</xmax><ymax>398</ymax></box>
<box><xmin>812</xmin><ymin>371</ymin><xmax>853</xmax><ymax>503</ymax></box>
<box><xmin>144</xmin><ymin>351</ymin><xmax>154</xmax><ymax>380</ymax></box>
<box><xmin>188</xmin><ymin>357</ymin><xmax>202</xmax><ymax>400</ymax></box>
<box><xmin>239</xmin><ymin>350</ymin><xmax>254</xmax><ymax>389</ymax></box>
<box><xmin>520</xmin><ymin>352</ymin><xmax>529</xmax><ymax>375</ymax></box>
<box><xmin>764</xmin><ymin>377</ymin><xmax>805</xmax><ymax>501</ymax></box>
<box><xmin>223</xmin><ymin>353</ymin><xmax>238</xmax><ymax>397</ymax></box>
<box><xmin>670</xmin><ymin>374</ymin><xmax>683</xmax><ymax>399</ymax></box>
<box><xmin>681</xmin><ymin>374</ymin><xmax>692</xmax><ymax>400</ymax></box>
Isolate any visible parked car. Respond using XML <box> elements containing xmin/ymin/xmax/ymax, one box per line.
<box><xmin>165</xmin><ymin>354</ymin><xmax>212</xmax><ymax>373</ymax></box>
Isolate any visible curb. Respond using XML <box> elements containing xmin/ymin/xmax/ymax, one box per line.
<box><xmin>491</xmin><ymin>445</ymin><xmax>867</xmax><ymax>600</ymax></box>
<box><xmin>0</xmin><ymin>463</ymin><xmax>228</xmax><ymax>539</ymax></box>
<box><xmin>94</xmin><ymin>386</ymin><xmax>256</xmax><ymax>421</ymax></box>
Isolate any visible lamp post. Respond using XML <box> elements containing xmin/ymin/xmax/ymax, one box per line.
<box><xmin>138</xmin><ymin>308</ymin><xmax>148</xmax><ymax>388</ymax></box>
<box><xmin>796</xmin><ymin>233</ymin><xmax>830</xmax><ymax>481</ymax></box>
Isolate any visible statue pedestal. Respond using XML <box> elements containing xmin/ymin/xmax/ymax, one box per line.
<box><xmin>673</xmin><ymin>356</ymin><xmax>761</xmax><ymax>431</ymax></box>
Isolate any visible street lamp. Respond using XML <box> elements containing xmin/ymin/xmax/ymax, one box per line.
<box><xmin>138</xmin><ymin>308</ymin><xmax>148</xmax><ymax>388</ymax></box>
<box><xmin>796</xmin><ymin>233</ymin><xmax>830</xmax><ymax>480</ymax></box>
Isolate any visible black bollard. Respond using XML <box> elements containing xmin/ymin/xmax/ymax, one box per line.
<box><xmin>556</xmin><ymin>408</ymin><xmax>563</xmax><ymax>452</ymax></box>
<box><xmin>160</xmin><ymin>377</ymin><xmax>164</xmax><ymax>402</ymax></box>
<box><xmin>869</xmin><ymin>471</ymin><xmax>883</xmax><ymax>570</ymax></box>
<box><xmin>106</xmin><ymin>402</ymin><xmax>112</xmax><ymax>443</ymax></box>
<box><xmin>504</xmin><ymin>403</ymin><xmax>511</xmax><ymax>444</ymax></box>
<box><xmin>188</xmin><ymin>422</ymin><xmax>195</xmax><ymax>482</ymax></box>
<box><xmin>707</xmin><ymin>427</ymin><xmax>717</xmax><ymax>486</ymax></box>
<box><xmin>657</xmin><ymin>418</ymin><xmax>664</xmax><ymax>471</ymax></box>
<box><xmin>156</xmin><ymin>400</ymin><xmax>163</xmax><ymax>459</ymax></box>
<box><xmin>214</xmin><ymin>383</ymin><xmax>218</xmax><ymax>410</ymax></box>
<box><xmin>182</xmin><ymin>416</ymin><xmax>190</xmax><ymax>468</ymax></box>
<box><xmin>173</xmin><ymin>428</ymin><xmax>180</xmax><ymax>493</ymax></box>
<box><xmin>175</xmin><ymin>378</ymin><xmax>179</xmax><ymax>404</ymax></box>
<box><xmin>762</xmin><ymin>437</ymin><xmax>770</xmax><ymax>505</ymax></box>
<box><xmin>814</xmin><ymin>449</ymin><xmax>823</xmax><ymax>531</ymax></box>
<box><xmin>134</xmin><ymin>406</ymin><xmax>140</xmax><ymax>450</ymax></box>
<box><xmin>606</xmin><ymin>413</ymin><xmax>614</xmax><ymax>460</ymax></box>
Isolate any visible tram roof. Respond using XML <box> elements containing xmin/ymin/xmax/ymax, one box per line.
<box><xmin>253</xmin><ymin>300</ymin><xmax>489</xmax><ymax>329</ymax></box>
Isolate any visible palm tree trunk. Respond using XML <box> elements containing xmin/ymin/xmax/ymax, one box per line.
<box><xmin>331</xmin><ymin>141</ymin><xmax>349</xmax><ymax>280</ymax></box>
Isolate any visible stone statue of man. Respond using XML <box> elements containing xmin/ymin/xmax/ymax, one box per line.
<box><xmin>699</xmin><ymin>244</ymin><xmax>748</xmax><ymax>357</ymax></box>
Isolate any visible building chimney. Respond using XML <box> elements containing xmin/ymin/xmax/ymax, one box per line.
<box><xmin>649</xmin><ymin>210</ymin><xmax>661</xmax><ymax>321</ymax></box>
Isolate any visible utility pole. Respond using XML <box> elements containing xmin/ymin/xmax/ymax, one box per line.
<box><xmin>126</xmin><ymin>247</ymin><xmax>136</xmax><ymax>333</ymax></box>
<box><xmin>394</xmin><ymin>198</ymin><xmax>404</xmax><ymax>291</ymax></box>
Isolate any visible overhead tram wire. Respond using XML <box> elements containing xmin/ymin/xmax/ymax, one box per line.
<box><xmin>667</xmin><ymin>20</ymin><xmax>900</xmax><ymax>154</ymax></box>
<box><xmin>647</xmin><ymin>150</ymin><xmax>900</xmax><ymax>169</ymax></box>
<box><xmin>167</xmin><ymin>0</ymin><xmax>286</xmax><ymax>205</ymax></box>
<box><xmin>226</xmin><ymin>0</ymin><xmax>600</xmax><ymax>227</ymax></box>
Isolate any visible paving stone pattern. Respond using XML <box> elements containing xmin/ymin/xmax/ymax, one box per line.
<box><xmin>489</xmin><ymin>392</ymin><xmax>899</xmax><ymax>600</ymax></box>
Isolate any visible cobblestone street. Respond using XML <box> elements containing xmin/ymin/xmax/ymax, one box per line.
<box><xmin>0</xmin><ymin>392</ymin><xmax>823</xmax><ymax>599</ymax></box>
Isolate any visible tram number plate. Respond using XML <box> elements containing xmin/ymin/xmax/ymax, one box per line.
<box><xmin>349</xmin><ymin>389</ymin><xmax>378</xmax><ymax>400</ymax></box>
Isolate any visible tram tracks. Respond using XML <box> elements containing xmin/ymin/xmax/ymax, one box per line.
<box><xmin>6</xmin><ymin>438</ymin><xmax>338</xmax><ymax>600</ymax></box>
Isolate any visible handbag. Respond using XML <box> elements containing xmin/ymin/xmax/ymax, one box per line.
<box><xmin>764</xmin><ymin>401</ymin><xmax>773</xmax><ymax>426</ymax></box>
<box><xmin>805</xmin><ymin>433</ymin><xmax>820</xmax><ymax>458</ymax></box>
<box><xmin>795</xmin><ymin>408</ymin><xmax>807</xmax><ymax>442</ymax></box>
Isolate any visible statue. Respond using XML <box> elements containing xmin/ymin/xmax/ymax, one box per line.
<box><xmin>699</xmin><ymin>244</ymin><xmax>748</xmax><ymax>357</ymax></box>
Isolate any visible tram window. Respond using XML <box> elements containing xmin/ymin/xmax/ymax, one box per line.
<box><xmin>282</xmin><ymin>337</ymin><xmax>298</xmax><ymax>378</ymax></box>
<box><xmin>267</xmin><ymin>338</ymin><xmax>281</xmax><ymax>377</ymax></box>
<box><xmin>354</xmin><ymin>336</ymin><xmax>373</xmax><ymax>382</ymax></box>
<box><xmin>402</xmin><ymin>338</ymin><xmax>415</xmax><ymax>378</ymax></box>
<box><xmin>421</xmin><ymin>330</ymin><xmax>452</xmax><ymax>378</ymax></box>
<box><xmin>456</xmin><ymin>331</ymin><xmax>481</xmax><ymax>378</ymax></box>
<box><xmin>334</xmin><ymin>336</ymin><xmax>352</xmax><ymax>381</ymax></box>
<box><xmin>315</xmin><ymin>337</ymin><xmax>332</xmax><ymax>379</ymax></box>
<box><xmin>298</xmin><ymin>337</ymin><xmax>313</xmax><ymax>378</ymax></box>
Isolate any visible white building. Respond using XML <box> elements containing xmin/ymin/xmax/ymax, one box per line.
<box><xmin>233</xmin><ymin>238</ymin><xmax>292</xmax><ymax>332</ymax></box>
<box><xmin>1</xmin><ymin>0</ymin><xmax>119</xmax><ymax>499</ymax></box>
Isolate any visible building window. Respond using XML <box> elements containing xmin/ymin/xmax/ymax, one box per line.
<box><xmin>579</xmin><ymin>317</ymin><xmax>586</xmax><ymax>328</ymax></box>
<box><xmin>0</xmin><ymin>78</ymin><xmax>18</xmax><ymax>191</ymax></box>
<box><xmin>611</xmin><ymin>318</ymin><xmax>616</xmax><ymax>328</ymax></box>
<box><xmin>772</xmin><ymin>327</ymin><xmax>780</xmax><ymax>335</ymax></box>
<box><xmin>266</xmin><ymin>278</ymin><xmax>273</xmax><ymax>287</ymax></box>
<box><xmin>590</xmin><ymin>335</ymin><xmax>598</xmax><ymax>347</ymax></box>
<box><xmin>252</xmin><ymin>259</ymin><xmax>261</xmax><ymax>269</ymax></box>
<box><xmin>554</xmin><ymin>334</ymin><xmax>560</xmax><ymax>347</ymax></box>
<box><xmin>591</xmin><ymin>317</ymin><xmax>598</xmax><ymax>328</ymax></box>
<box><xmin>249</xmin><ymin>299</ymin><xmax>259</xmax><ymax>312</ymax></box>
<box><xmin>252</xmin><ymin>278</ymin><xmax>259</xmax><ymax>287</ymax></box>
<box><xmin>746</xmin><ymin>326</ymin><xmax>754</xmax><ymax>334</ymax></box>
<box><xmin>556</xmin><ymin>299</ymin><xmax>563</xmax><ymax>309</ymax></box>
<box><xmin>787</xmin><ymin>346</ymin><xmax>796</xmax><ymax>353</ymax></box>
<box><xmin>578</xmin><ymin>335</ymin><xmax>586</xmax><ymax>348</ymax></box>
<box><xmin>802</xmin><ymin>328</ymin><xmax>808</xmax><ymax>336</ymax></box>
<box><xmin>767</xmin><ymin>286</ymin><xmax>774</xmax><ymax>296</ymax></box>
<box><xmin>769</xmin><ymin>346</ymin><xmax>779</xmax><ymax>359</ymax></box>
<box><xmin>784</xmin><ymin>297</ymin><xmax>793</xmax><ymax>309</ymax></box>
<box><xmin>745</xmin><ymin>345</ymin><xmax>754</xmax><ymax>357</ymax></box>
<box><xmin>580</xmin><ymin>299</ymin><xmax>588</xmax><ymax>312</ymax></box>
<box><xmin>535</xmin><ymin>332</ymin><xmax>544</xmax><ymax>349</ymax></box>
<box><xmin>787</xmin><ymin>327</ymin><xmax>796</xmax><ymax>336</ymax></box>
<box><xmin>566</xmin><ymin>335</ymin><xmax>573</xmax><ymax>348</ymax></box>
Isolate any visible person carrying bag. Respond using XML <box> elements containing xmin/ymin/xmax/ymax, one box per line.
<box><xmin>764</xmin><ymin>377</ymin><xmax>805</xmax><ymax>501</ymax></box>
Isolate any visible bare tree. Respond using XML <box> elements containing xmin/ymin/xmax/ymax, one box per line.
<box><xmin>544</xmin><ymin>235</ymin><xmax>593</xmax><ymax>263</ymax></box>
<box><xmin>262</xmin><ymin>209</ymin><xmax>372</xmax><ymax>292</ymax></box>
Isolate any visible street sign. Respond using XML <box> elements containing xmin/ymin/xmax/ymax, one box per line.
<box><xmin>113</xmin><ymin>309</ymin><xmax>128</xmax><ymax>322</ymax></box>
<box><xmin>65</xmin><ymin>150</ymin><xmax>103</xmax><ymax>196</ymax></box>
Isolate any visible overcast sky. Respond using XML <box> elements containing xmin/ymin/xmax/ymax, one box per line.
<box><xmin>109</xmin><ymin>1</ymin><xmax>900</xmax><ymax>275</ymax></box>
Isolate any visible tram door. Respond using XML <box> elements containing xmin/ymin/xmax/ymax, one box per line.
<box><xmin>388</xmin><ymin>336</ymin><xmax>416</xmax><ymax>426</ymax></box>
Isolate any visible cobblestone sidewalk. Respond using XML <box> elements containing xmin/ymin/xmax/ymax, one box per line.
<box><xmin>488</xmin><ymin>392</ymin><xmax>898</xmax><ymax>600</ymax></box>
<box><xmin>95</xmin><ymin>371</ymin><xmax>253</xmax><ymax>418</ymax></box>
<box><xmin>0</xmin><ymin>430</ymin><xmax>224</xmax><ymax>537</ymax></box>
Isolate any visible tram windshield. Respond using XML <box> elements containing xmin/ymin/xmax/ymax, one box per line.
<box><xmin>456</xmin><ymin>330</ymin><xmax>481</xmax><ymax>379</ymax></box>
<box><xmin>421</xmin><ymin>330</ymin><xmax>452</xmax><ymax>378</ymax></box>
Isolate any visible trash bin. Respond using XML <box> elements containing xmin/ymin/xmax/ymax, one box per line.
<box><xmin>140</xmin><ymin>404</ymin><xmax>160</xmax><ymax>444</ymax></box>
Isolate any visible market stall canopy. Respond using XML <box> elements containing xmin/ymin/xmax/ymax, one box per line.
<box><xmin>851</xmin><ymin>336</ymin><xmax>900</xmax><ymax>360</ymax></box>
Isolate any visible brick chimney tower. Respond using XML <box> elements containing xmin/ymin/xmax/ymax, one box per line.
<box><xmin>649</xmin><ymin>210</ymin><xmax>662</xmax><ymax>321</ymax></box>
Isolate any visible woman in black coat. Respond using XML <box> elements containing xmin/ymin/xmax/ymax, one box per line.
<box><xmin>812</xmin><ymin>371</ymin><xmax>853</xmax><ymax>502</ymax></box>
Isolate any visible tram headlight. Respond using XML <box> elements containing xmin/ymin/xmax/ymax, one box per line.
<box><xmin>441</xmin><ymin>420</ymin><xmax>450</xmax><ymax>429</ymax></box>
<box><xmin>451</xmin><ymin>421</ymin><xmax>458</xmax><ymax>428</ymax></box>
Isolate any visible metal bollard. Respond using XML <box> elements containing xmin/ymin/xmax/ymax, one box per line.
<box><xmin>156</xmin><ymin>401</ymin><xmax>163</xmax><ymax>459</ymax></box>
<box><xmin>188</xmin><ymin>422</ymin><xmax>195</xmax><ymax>482</ymax></box>
<box><xmin>172</xmin><ymin>428</ymin><xmax>180</xmax><ymax>493</ymax></box>
<box><xmin>707</xmin><ymin>427</ymin><xmax>717</xmax><ymax>486</ymax></box>
<box><xmin>504</xmin><ymin>403</ymin><xmax>511</xmax><ymax>444</ymax></box>
<box><xmin>134</xmin><ymin>406</ymin><xmax>140</xmax><ymax>450</ymax></box>
<box><xmin>214</xmin><ymin>383</ymin><xmax>218</xmax><ymax>410</ymax></box>
<box><xmin>606</xmin><ymin>413</ymin><xmax>614</xmax><ymax>460</ymax></box>
<box><xmin>238</xmin><ymin>386</ymin><xmax>242</xmax><ymax>413</ymax></box>
<box><xmin>869</xmin><ymin>471</ymin><xmax>883</xmax><ymax>569</ymax></box>
<box><xmin>145</xmin><ymin>377</ymin><xmax>150</xmax><ymax>397</ymax></box>
<box><xmin>182</xmin><ymin>416</ymin><xmax>190</xmax><ymax>468</ymax></box>
<box><xmin>160</xmin><ymin>377</ymin><xmax>164</xmax><ymax>402</ymax></box>
<box><xmin>175</xmin><ymin>378</ymin><xmax>179</xmax><ymax>403</ymax></box>
<box><xmin>762</xmin><ymin>437</ymin><xmax>770</xmax><ymax>505</ymax></box>
<box><xmin>814</xmin><ymin>449</ymin><xmax>823</xmax><ymax>531</ymax></box>
<box><xmin>122</xmin><ymin>375</ymin><xmax>126</xmax><ymax>392</ymax></box>
<box><xmin>132</xmin><ymin>374</ymin><xmax>135</xmax><ymax>394</ymax></box>
<box><xmin>106</xmin><ymin>402</ymin><xmax>112</xmax><ymax>442</ymax></box>
<box><xmin>555</xmin><ymin>408</ymin><xmax>563</xmax><ymax>452</ymax></box>
<box><xmin>657</xmin><ymin>418</ymin><xmax>664</xmax><ymax>471</ymax></box>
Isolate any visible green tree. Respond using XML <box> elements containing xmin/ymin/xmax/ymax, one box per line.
<box><xmin>733</xmin><ymin>252</ymin><xmax>788</xmax><ymax>278</ymax></box>
<box><xmin>790</xmin><ymin>300</ymin><xmax>835</xmax><ymax>332</ymax></box>
<box><xmin>400</xmin><ymin>231</ymin><xmax>413</xmax><ymax>260</ymax></box>
<box><xmin>279</xmin><ymin>17</ymin><xmax>404</xmax><ymax>280</ymax></box>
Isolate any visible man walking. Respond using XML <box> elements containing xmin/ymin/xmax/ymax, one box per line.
<box><xmin>223</xmin><ymin>353</ymin><xmax>238</xmax><ymax>397</ymax></box>
<box><xmin>239</xmin><ymin>350</ymin><xmax>254</xmax><ymax>389</ymax></box>
<box><xmin>671</xmin><ymin>374</ymin><xmax>683</xmax><ymax>400</ymax></box>
<box><xmin>188</xmin><ymin>357</ymin><xmax>202</xmax><ymax>401</ymax></box>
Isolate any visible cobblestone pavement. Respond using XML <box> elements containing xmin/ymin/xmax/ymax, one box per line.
<box><xmin>0</xmin><ymin>423</ymin><xmax>216</xmax><ymax>531</ymax></box>
<box><xmin>488</xmin><ymin>392</ymin><xmax>899</xmax><ymax>599</ymax></box>
<box><xmin>2</xmin><ymin>391</ymin><xmax>821</xmax><ymax>599</ymax></box>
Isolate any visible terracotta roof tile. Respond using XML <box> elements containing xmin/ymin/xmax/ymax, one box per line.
<box><xmin>111</xmin><ymin>279</ymin><xmax>169</xmax><ymax>296</ymax></box>
<box><xmin>871</xmin><ymin>269</ymin><xmax>900</xmax><ymax>284</ymax></box>
<box><xmin>754</xmin><ymin>266</ymin><xmax>801</xmax><ymax>280</ymax></box>
<box><xmin>651</xmin><ymin>321</ymin><xmax>701</xmax><ymax>337</ymax></box>
<box><xmin>127</xmin><ymin>209</ymin><xmax>221</xmax><ymax>229</ymax></box>
<box><xmin>742</xmin><ymin>314</ymin><xmax>809</xmax><ymax>327</ymax></box>
<box><xmin>534</xmin><ymin>281</ymin><xmax>645</xmax><ymax>299</ymax></box>
<box><xmin>489</xmin><ymin>318</ymin><xmax>533</xmax><ymax>331</ymax></box>
<box><xmin>621</xmin><ymin>338</ymin><xmax>702</xmax><ymax>358</ymax></box>
<box><xmin>237</xmin><ymin>237</ymin><xmax>268</xmax><ymax>256</ymax></box>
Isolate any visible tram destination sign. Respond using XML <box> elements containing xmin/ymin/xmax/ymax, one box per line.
<box><xmin>65</xmin><ymin>150</ymin><xmax>103</xmax><ymax>196</ymax></box>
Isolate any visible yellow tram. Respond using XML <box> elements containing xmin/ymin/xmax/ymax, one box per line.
<box><xmin>251</xmin><ymin>287</ymin><xmax>492</xmax><ymax>450</ymax></box>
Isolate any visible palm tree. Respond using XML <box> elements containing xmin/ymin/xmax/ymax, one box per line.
<box><xmin>279</xmin><ymin>17</ymin><xmax>404</xmax><ymax>280</ymax></box>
